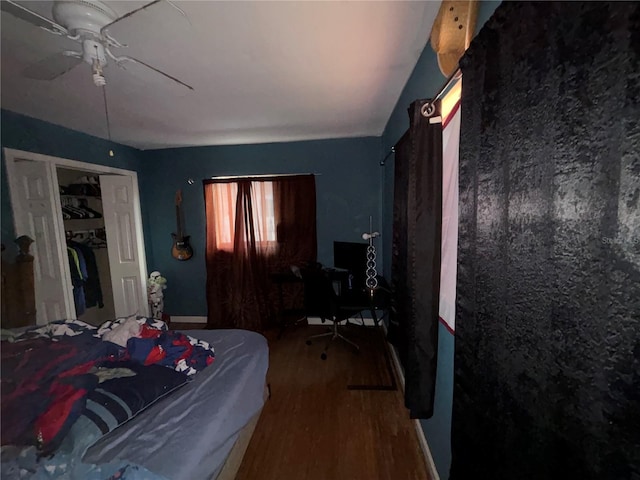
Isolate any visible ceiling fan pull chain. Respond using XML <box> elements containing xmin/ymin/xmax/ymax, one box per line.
<box><xmin>102</xmin><ymin>84</ymin><xmax>114</xmax><ymax>157</ymax></box>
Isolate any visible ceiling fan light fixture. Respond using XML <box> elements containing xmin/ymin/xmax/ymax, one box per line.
<box><xmin>84</xmin><ymin>39</ymin><xmax>106</xmax><ymax>65</ymax></box>
<box><xmin>92</xmin><ymin>69</ymin><xmax>106</xmax><ymax>86</ymax></box>
<box><xmin>91</xmin><ymin>51</ymin><xmax>106</xmax><ymax>86</ymax></box>
<box><xmin>52</xmin><ymin>0</ymin><xmax>117</xmax><ymax>36</ymax></box>
<box><xmin>3</xmin><ymin>0</ymin><xmax>194</xmax><ymax>91</ymax></box>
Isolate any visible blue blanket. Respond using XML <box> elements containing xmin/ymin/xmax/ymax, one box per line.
<box><xmin>1</xmin><ymin>325</ymin><xmax>121</xmax><ymax>451</ymax></box>
<box><xmin>0</xmin><ymin>320</ymin><xmax>179</xmax><ymax>480</ymax></box>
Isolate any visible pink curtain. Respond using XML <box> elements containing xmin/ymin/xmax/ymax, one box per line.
<box><xmin>204</xmin><ymin>175</ymin><xmax>316</xmax><ymax>331</ymax></box>
<box><xmin>439</xmin><ymin>99</ymin><xmax>461</xmax><ymax>334</ymax></box>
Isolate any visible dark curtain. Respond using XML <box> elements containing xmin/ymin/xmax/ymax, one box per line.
<box><xmin>452</xmin><ymin>2</ymin><xmax>640</xmax><ymax>479</ymax></box>
<box><xmin>204</xmin><ymin>175</ymin><xmax>317</xmax><ymax>331</ymax></box>
<box><xmin>390</xmin><ymin>99</ymin><xmax>443</xmax><ymax>418</ymax></box>
<box><xmin>388</xmin><ymin>131</ymin><xmax>410</xmax><ymax>363</ymax></box>
<box><xmin>273</xmin><ymin>176</ymin><xmax>317</xmax><ymax>268</ymax></box>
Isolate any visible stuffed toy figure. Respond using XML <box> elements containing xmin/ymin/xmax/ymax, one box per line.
<box><xmin>147</xmin><ymin>271</ymin><xmax>167</xmax><ymax>320</ymax></box>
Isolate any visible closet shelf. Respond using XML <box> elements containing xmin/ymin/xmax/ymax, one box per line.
<box><xmin>60</xmin><ymin>194</ymin><xmax>102</xmax><ymax>200</ymax></box>
<box><xmin>64</xmin><ymin>218</ymin><xmax>105</xmax><ymax>230</ymax></box>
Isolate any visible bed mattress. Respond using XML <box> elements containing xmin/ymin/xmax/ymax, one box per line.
<box><xmin>83</xmin><ymin>328</ymin><xmax>268</xmax><ymax>480</ymax></box>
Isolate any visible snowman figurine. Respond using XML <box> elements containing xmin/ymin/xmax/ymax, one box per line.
<box><xmin>147</xmin><ymin>271</ymin><xmax>167</xmax><ymax>320</ymax></box>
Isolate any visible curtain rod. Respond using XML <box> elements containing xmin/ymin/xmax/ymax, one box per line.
<box><xmin>435</xmin><ymin>68</ymin><xmax>462</xmax><ymax>101</ymax></box>
<box><xmin>208</xmin><ymin>173</ymin><xmax>320</xmax><ymax>180</ymax></box>
<box><xmin>380</xmin><ymin>147</ymin><xmax>395</xmax><ymax>166</ymax></box>
<box><xmin>380</xmin><ymin>68</ymin><xmax>462</xmax><ymax>166</ymax></box>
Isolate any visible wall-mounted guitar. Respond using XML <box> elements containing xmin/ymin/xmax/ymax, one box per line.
<box><xmin>171</xmin><ymin>190</ymin><xmax>193</xmax><ymax>261</ymax></box>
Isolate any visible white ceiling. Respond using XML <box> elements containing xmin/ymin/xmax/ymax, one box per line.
<box><xmin>1</xmin><ymin>1</ymin><xmax>441</xmax><ymax>150</ymax></box>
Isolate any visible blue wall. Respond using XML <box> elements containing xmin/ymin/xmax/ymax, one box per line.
<box><xmin>1</xmin><ymin>109</ymin><xmax>143</xmax><ymax>255</ymax></box>
<box><xmin>2</xmin><ymin>7</ymin><xmax>502</xmax><ymax>471</ymax></box>
<box><xmin>139</xmin><ymin>137</ymin><xmax>382</xmax><ymax>316</ymax></box>
<box><xmin>379</xmin><ymin>2</ymin><xmax>501</xmax><ymax>478</ymax></box>
<box><xmin>1</xmin><ymin>109</ymin><xmax>382</xmax><ymax>318</ymax></box>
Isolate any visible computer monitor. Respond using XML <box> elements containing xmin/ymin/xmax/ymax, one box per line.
<box><xmin>333</xmin><ymin>241</ymin><xmax>368</xmax><ymax>298</ymax></box>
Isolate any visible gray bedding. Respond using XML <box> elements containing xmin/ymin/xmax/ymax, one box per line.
<box><xmin>83</xmin><ymin>329</ymin><xmax>268</xmax><ymax>480</ymax></box>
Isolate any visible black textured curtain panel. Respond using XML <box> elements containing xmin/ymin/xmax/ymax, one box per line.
<box><xmin>390</xmin><ymin>99</ymin><xmax>443</xmax><ymax>418</ymax></box>
<box><xmin>451</xmin><ymin>2</ymin><xmax>640</xmax><ymax>479</ymax></box>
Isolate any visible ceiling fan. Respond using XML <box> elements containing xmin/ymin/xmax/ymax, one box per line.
<box><xmin>1</xmin><ymin>0</ymin><xmax>193</xmax><ymax>90</ymax></box>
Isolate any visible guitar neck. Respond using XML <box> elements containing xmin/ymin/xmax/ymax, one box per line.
<box><xmin>175</xmin><ymin>204</ymin><xmax>183</xmax><ymax>238</ymax></box>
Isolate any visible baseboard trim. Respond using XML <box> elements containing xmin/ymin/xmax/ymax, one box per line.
<box><xmin>171</xmin><ymin>315</ymin><xmax>207</xmax><ymax>324</ymax></box>
<box><xmin>385</xmin><ymin>326</ymin><xmax>441</xmax><ymax>480</ymax></box>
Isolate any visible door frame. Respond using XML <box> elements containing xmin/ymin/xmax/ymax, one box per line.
<box><xmin>4</xmin><ymin>147</ymin><xmax>150</xmax><ymax>319</ymax></box>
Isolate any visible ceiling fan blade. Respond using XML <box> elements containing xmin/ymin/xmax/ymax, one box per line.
<box><xmin>118</xmin><ymin>55</ymin><xmax>194</xmax><ymax>91</ymax></box>
<box><xmin>100</xmin><ymin>0</ymin><xmax>189</xmax><ymax>32</ymax></box>
<box><xmin>1</xmin><ymin>0</ymin><xmax>68</xmax><ymax>34</ymax></box>
<box><xmin>22</xmin><ymin>53</ymin><xmax>83</xmax><ymax>81</ymax></box>
<box><xmin>100</xmin><ymin>0</ymin><xmax>161</xmax><ymax>32</ymax></box>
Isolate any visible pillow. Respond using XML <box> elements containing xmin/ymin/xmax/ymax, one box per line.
<box><xmin>102</xmin><ymin>317</ymin><xmax>141</xmax><ymax>347</ymax></box>
<box><xmin>58</xmin><ymin>361</ymin><xmax>188</xmax><ymax>455</ymax></box>
<box><xmin>96</xmin><ymin>315</ymin><xmax>168</xmax><ymax>338</ymax></box>
<box><xmin>178</xmin><ymin>333</ymin><xmax>216</xmax><ymax>376</ymax></box>
<box><xmin>2</xmin><ymin>331</ymin><xmax>125</xmax><ymax>455</ymax></box>
<box><xmin>97</xmin><ymin>317</ymin><xmax>215</xmax><ymax>376</ymax></box>
<box><xmin>126</xmin><ymin>330</ymin><xmax>215</xmax><ymax>377</ymax></box>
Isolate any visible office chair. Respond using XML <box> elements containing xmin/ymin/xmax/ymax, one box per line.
<box><xmin>301</xmin><ymin>266</ymin><xmax>360</xmax><ymax>360</ymax></box>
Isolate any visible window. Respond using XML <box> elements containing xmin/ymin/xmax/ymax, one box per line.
<box><xmin>209</xmin><ymin>181</ymin><xmax>276</xmax><ymax>251</ymax></box>
<box><xmin>204</xmin><ymin>174</ymin><xmax>316</xmax><ymax>330</ymax></box>
<box><xmin>441</xmin><ymin>77</ymin><xmax>462</xmax><ymax>124</ymax></box>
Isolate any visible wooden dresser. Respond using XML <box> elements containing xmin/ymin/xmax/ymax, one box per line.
<box><xmin>1</xmin><ymin>237</ymin><xmax>36</xmax><ymax>329</ymax></box>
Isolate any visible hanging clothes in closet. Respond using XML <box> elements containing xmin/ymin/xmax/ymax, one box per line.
<box><xmin>67</xmin><ymin>244</ymin><xmax>87</xmax><ymax>316</ymax></box>
<box><xmin>69</xmin><ymin>240</ymin><xmax>104</xmax><ymax>309</ymax></box>
<box><xmin>67</xmin><ymin>240</ymin><xmax>105</xmax><ymax>316</ymax></box>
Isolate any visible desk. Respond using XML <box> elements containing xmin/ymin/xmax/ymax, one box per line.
<box><xmin>334</xmin><ymin>273</ymin><xmax>391</xmax><ymax>327</ymax></box>
<box><xmin>270</xmin><ymin>271</ymin><xmax>305</xmax><ymax>335</ymax></box>
<box><xmin>270</xmin><ymin>269</ymin><xmax>390</xmax><ymax>331</ymax></box>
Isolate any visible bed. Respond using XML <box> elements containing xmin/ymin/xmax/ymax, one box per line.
<box><xmin>0</xmin><ymin>319</ymin><xmax>269</xmax><ymax>480</ymax></box>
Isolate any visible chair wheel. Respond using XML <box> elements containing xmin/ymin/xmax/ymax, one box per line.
<box><xmin>306</xmin><ymin>340</ymin><xmax>312</xmax><ymax>345</ymax></box>
<box><xmin>320</xmin><ymin>353</ymin><xmax>327</xmax><ymax>360</ymax></box>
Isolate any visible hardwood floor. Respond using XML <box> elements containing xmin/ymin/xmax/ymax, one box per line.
<box><xmin>235</xmin><ymin>323</ymin><xmax>431</xmax><ymax>480</ymax></box>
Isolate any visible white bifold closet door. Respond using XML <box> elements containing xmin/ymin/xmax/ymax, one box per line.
<box><xmin>7</xmin><ymin>151</ymin><xmax>149</xmax><ymax>324</ymax></box>
<box><xmin>7</xmin><ymin>158</ymin><xmax>74</xmax><ymax>324</ymax></box>
<box><xmin>100</xmin><ymin>174</ymin><xmax>148</xmax><ymax>318</ymax></box>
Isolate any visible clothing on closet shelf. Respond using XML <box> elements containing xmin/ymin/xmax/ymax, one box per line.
<box><xmin>67</xmin><ymin>241</ymin><xmax>105</xmax><ymax>316</ymax></box>
<box><xmin>60</xmin><ymin>194</ymin><xmax>102</xmax><ymax>220</ymax></box>
<box><xmin>61</xmin><ymin>204</ymin><xmax>102</xmax><ymax>220</ymax></box>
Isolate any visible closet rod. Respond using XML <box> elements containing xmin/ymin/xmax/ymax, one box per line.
<box><xmin>208</xmin><ymin>173</ymin><xmax>321</xmax><ymax>180</ymax></box>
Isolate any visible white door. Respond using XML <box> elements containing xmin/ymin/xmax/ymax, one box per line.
<box><xmin>100</xmin><ymin>175</ymin><xmax>148</xmax><ymax>317</ymax></box>
<box><xmin>6</xmin><ymin>158</ymin><xmax>74</xmax><ymax>324</ymax></box>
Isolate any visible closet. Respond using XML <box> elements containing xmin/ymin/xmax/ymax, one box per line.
<box><xmin>5</xmin><ymin>148</ymin><xmax>149</xmax><ymax>326</ymax></box>
<box><xmin>58</xmin><ymin>167</ymin><xmax>116</xmax><ymax>325</ymax></box>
